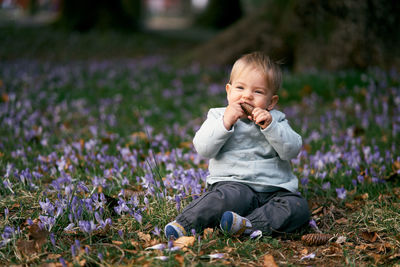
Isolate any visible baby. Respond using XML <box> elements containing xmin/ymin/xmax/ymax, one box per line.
<box><xmin>165</xmin><ymin>51</ymin><xmax>310</xmax><ymax>238</ymax></box>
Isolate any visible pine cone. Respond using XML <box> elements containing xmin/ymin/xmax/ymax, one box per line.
<box><xmin>240</xmin><ymin>102</ymin><xmax>268</xmax><ymax>128</ymax></box>
<box><xmin>301</xmin><ymin>233</ymin><xmax>332</xmax><ymax>246</ymax></box>
<box><xmin>240</xmin><ymin>102</ymin><xmax>254</xmax><ymax>116</ymax></box>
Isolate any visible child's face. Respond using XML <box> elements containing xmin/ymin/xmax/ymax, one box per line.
<box><xmin>226</xmin><ymin>67</ymin><xmax>278</xmax><ymax>111</ymax></box>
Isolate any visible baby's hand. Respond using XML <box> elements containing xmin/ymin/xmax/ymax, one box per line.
<box><xmin>223</xmin><ymin>100</ymin><xmax>246</xmax><ymax>130</ymax></box>
<box><xmin>252</xmin><ymin>108</ymin><xmax>272</xmax><ymax>129</ymax></box>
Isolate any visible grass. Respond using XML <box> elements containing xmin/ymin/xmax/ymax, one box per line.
<box><xmin>0</xmin><ymin>24</ymin><xmax>399</xmax><ymax>266</ymax></box>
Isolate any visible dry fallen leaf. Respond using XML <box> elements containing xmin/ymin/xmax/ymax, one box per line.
<box><xmin>47</xmin><ymin>254</ymin><xmax>62</xmax><ymax>260</ymax></box>
<box><xmin>263</xmin><ymin>254</ymin><xmax>278</xmax><ymax>267</ymax></box>
<box><xmin>29</xmin><ymin>223</ymin><xmax>49</xmax><ymax>248</ymax></box>
<box><xmin>368</xmin><ymin>252</ymin><xmax>384</xmax><ymax>264</ymax></box>
<box><xmin>355</xmin><ymin>193</ymin><xmax>369</xmax><ymax>200</ymax></box>
<box><xmin>300</xmin><ymin>248</ymin><xmax>309</xmax><ymax>256</ymax></box>
<box><xmin>137</xmin><ymin>232</ymin><xmax>151</xmax><ymax>243</ymax></box>
<box><xmin>203</xmin><ymin>228</ymin><xmax>214</xmax><ymax>239</ymax></box>
<box><xmin>377</xmin><ymin>242</ymin><xmax>393</xmax><ymax>254</ymax></box>
<box><xmin>321</xmin><ymin>245</ymin><xmax>343</xmax><ymax>257</ymax></box>
<box><xmin>175</xmin><ymin>254</ymin><xmax>185</xmax><ymax>266</ymax></box>
<box><xmin>360</xmin><ymin>231</ymin><xmax>378</xmax><ymax>243</ymax></box>
<box><xmin>311</xmin><ymin>206</ymin><xmax>324</xmax><ymax>215</ymax></box>
<box><xmin>41</xmin><ymin>263</ymin><xmax>60</xmax><ymax>267</ymax></box>
<box><xmin>335</xmin><ymin>217</ymin><xmax>348</xmax><ymax>224</ymax></box>
<box><xmin>112</xmin><ymin>240</ymin><xmax>123</xmax><ymax>245</ymax></box>
<box><xmin>16</xmin><ymin>239</ymin><xmax>37</xmax><ymax>255</ymax></box>
<box><xmin>173</xmin><ymin>236</ymin><xmax>195</xmax><ymax>250</ymax></box>
<box><xmin>336</xmin><ymin>236</ymin><xmax>347</xmax><ymax>244</ymax></box>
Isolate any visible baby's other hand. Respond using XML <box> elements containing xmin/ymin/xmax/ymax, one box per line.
<box><xmin>252</xmin><ymin>108</ymin><xmax>272</xmax><ymax>129</ymax></box>
<box><xmin>223</xmin><ymin>101</ymin><xmax>246</xmax><ymax>130</ymax></box>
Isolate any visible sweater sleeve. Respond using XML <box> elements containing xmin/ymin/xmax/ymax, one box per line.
<box><xmin>261</xmin><ymin>110</ymin><xmax>302</xmax><ymax>160</ymax></box>
<box><xmin>193</xmin><ymin>108</ymin><xmax>233</xmax><ymax>159</ymax></box>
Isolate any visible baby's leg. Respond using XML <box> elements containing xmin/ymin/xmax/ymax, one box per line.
<box><xmin>176</xmin><ymin>182</ymin><xmax>258</xmax><ymax>233</ymax></box>
<box><xmin>246</xmin><ymin>190</ymin><xmax>310</xmax><ymax>235</ymax></box>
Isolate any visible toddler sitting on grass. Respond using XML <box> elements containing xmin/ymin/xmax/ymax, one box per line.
<box><xmin>165</xmin><ymin>51</ymin><xmax>310</xmax><ymax>238</ymax></box>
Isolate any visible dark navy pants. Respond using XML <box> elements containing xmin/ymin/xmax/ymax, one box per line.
<box><xmin>176</xmin><ymin>182</ymin><xmax>310</xmax><ymax>235</ymax></box>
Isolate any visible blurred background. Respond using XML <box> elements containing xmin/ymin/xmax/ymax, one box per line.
<box><xmin>0</xmin><ymin>0</ymin><xmax>399</xmax><ymax>71</ymax></box>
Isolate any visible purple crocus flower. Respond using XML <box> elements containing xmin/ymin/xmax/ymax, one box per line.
<box><xmin>151</xmin><ymin>226</ymin><xmax>161</xmax><ymax>236</ymax></box>
<box><xmin>59</xmin><ymin>257</ymin><xmax>67</xmax><ymax>267</ymax></box>
<box><xmin>1</xmin><ymin>226</ymin><xmax>15</xmax><ymax>240</ymax></box>
<box><xmin>133</xmin><ymin>212</ymin><xmax>142</xmax><ymax>224</ymax></box>
<box><xmin>322</xmin><ymin>182</ymin><xmax>331</xmax><ymax>190</ymax></box>
<box><xmin>50</xmin><ymin>232</ymin><xmax>56</xmax><ymax>246</ymax></box>
<box><xmin>250</xmin><ymin>230</ymin><xmax>262</xmax><ymax>239</ymax></box>
<box><xmin>336</xmin><ymin>187</ymin><xmax>347</xmax><ymax>199</ymax></box>
<box><xmin>118</xmin><ymin>229</ymin><xmax>124</xmax><ymax>239</ymax></box>
<box><xmin>71</xmin><ymin>244</ymin><xmax>77</xmax><ymax>257</ymax></box>
<box><xmin>309</xmin><ymin>219</ymin><xmax>319</xmax><ymax>232</ymax></box>
<box><xmin>64</xmin><ymin>223</ymin><xmax>75</xmax><ymax>231</ymax></box>
<box><xmin>78</xmin><ymin>220</ymin><xmax>96</xmax><ymax>233</ymax></box>
<box><xmin>175</xmin><ymin>195</ymin><xmax>181</xmax><ymax>211</ymax></box>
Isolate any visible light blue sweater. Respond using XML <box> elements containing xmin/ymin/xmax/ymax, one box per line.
<box><xmin>193</xmin><ymin>108</ymin><xmax>302</xmax><ymax>192</ymax></box>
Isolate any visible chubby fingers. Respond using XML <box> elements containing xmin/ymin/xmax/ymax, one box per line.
<box><xmin>252</xmin><ymin>108</ymin><xmax>272</xmax><ymax>128</ymax></box>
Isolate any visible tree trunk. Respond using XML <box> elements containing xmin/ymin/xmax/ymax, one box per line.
<box><xmin>185</xmin><ymin>0</ymin><xmax>400</xmax><ymax>71</ymax></box>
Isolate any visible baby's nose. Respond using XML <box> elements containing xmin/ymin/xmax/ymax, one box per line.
<box><xmin>242</xmin><ymin>90</ymin><xmax>253</xmax><ymax>98</ymax></box>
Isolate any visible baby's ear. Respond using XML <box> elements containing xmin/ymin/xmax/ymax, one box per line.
<box><xmin>267</xmin><ymin>95</ymin><xmax>279</xmax><ymax>110</ymax></box>
<box><xmin>225</xmin><ymin>83</ymin><xmax>231</xmax><ymax>93</ymax></box>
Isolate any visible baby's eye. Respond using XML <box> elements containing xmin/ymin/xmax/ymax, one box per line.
<box><xmin>255</xmin><ymin>90</ymin><xmax>264</xmax><ymax>94</ymax></box>
<box><xmin>236</xmin><ymin>86</ymin><xmax>244</xmax><ymax>90</ymax></box>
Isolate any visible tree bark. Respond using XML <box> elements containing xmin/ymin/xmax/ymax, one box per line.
<box><xmin>185</xmin><ymin>0</ymin><xmax>400</xmax><ymax>71</ymax></box>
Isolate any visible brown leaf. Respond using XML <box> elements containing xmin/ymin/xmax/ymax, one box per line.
<box><xmin>29</xmin><ymin>223</ymin><xmax>49</xmax><ymax>247</ymax></box>
<box><xmin>368</xmin><ymin>252</ymin><xmax>384</xmax><ymax>264</ymax></box>
<box><xmin>16</xmin><ymin>239</ymin><xmax>37</xmax><ymax>255</ymax></box>
<box><xmin>335</xmin><ymin>217</ymin><xmax>348</xmax><ymax>224</ymax></box>
<box><xmin>361</xmin><ymin>231</ymin><xmax>378</xmax><ymax>243</ymax></box>
<box><xmin>393</xmin><ymin>160</ymin><xmax>400</xmax><ymax>171</ymax></box>
<box><xmin>47</xmin><ymin>253</ymin><xmax>62</xmax><ymax>260</ymax></box>
<box><xmin>137</xmin><ymin>232</ymin><xmax>151</xmax><ymax>243</ymax></box>
<box><xmin>41</xmin><ymin>263</ymin><xmax>59</xmax><ymax>267</ymax></box>
<box><xmin>345</xmin><ymin>202</ymin><xmax>357</xmax><ymax>210</ymax></box>
<box><xmin>203</xmin><ymin>228</ymin><xmax>214</xmax><ymax>239</ymax></box>
<box><xmin>377</xmin><ymin>242</ymin><xmax>393</xmax><ymax>254</ymax></box>
<box><xmin>300</xmin><ymin>248</ymin><xmax>308</xmax><ymax>255</ymax></box>
<box><xmin>173</xmin><ymin>236</ymin><xmax>195</xmax><ymax>250</ymax></box>
<box><xmin>175</xmin><ymin>254</ymin><xmax>185</xmax><ymax>266</ymax></box>
<box><xmin>393</xmin><ymin>187</ymin><xmax>400</xmax><ymax>199</ymax></box>
<box><xmin>354</xmin><ymin>193</ymin><xmax>369</xmax><ymax>200</ymax></box>
<box><xmin>335</xmin><ymin>236</ymin><xmax>346</xmax><ymax>244</ymax></box>
<box><xmin>389</xmin><ymin>253</ymin><xmax>400</xmax><ymax>260</ymax></box>
<box><xmin>2</xmin><ymin>93</ymin><xmax>9</xmax><ymax>102</ymax></box>
<box><xmin>321</xmin><ymin>245</ymin><xmax>343</xmax><ymax>257</ymax></box>
<box><xmin>263</xmin><ymin>254</ymin><xmax>278</xmax><ymax>267</ymax></box>
<box><xmin>311</xmin><ymin>206</ymin><xmax>323</xmax><ymax>215</ymax></box>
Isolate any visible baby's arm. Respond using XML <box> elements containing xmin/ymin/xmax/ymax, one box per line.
<box><xmin>261</xmin><ymin>112</ymin><xmax>302</xmax><ymax>160</ymax></box>
<box><xmin>193</xmin><ymin>109</ymin><xmax>234</xmax><ymax>158</ymax></box>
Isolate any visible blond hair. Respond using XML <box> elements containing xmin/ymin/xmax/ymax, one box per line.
<box><xmin>229</xmin><ymin>52</ymin><xmax>282</xmax><ymax>94</ymax></box>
